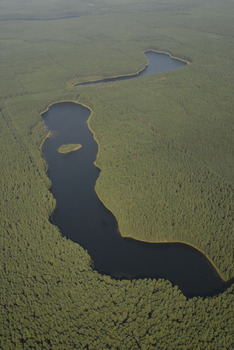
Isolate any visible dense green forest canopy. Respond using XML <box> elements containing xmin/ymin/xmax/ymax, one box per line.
<box><xmin>0</xmin><ymin>0</ymin><xmax>233</xmax><ymax>348</ymax></box>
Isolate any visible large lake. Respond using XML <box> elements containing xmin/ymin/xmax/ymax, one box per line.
<box><xmin>43</xmin><ymin>51</ymin><xmax>226</xmax><ymax>297</ymax></box>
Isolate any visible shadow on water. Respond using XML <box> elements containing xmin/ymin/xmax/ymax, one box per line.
<box><xmin>42</xmin><ymin>52</ymin><xmax>228</xmax><ymax>297</ymax></box>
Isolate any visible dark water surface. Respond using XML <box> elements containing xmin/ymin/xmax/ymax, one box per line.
<box><xmin>43</xmin><ymin>52</ymin><xmax>226</xmax><ymax>297</ymax></box>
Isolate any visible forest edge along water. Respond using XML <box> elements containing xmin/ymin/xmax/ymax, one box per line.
<box><xmin>42</xmin><ymin>51</ymin><xmax>228</xmax><ymax>298</ymax></box>
<box><xmin>75</xmin><ymin>50</ymin><xmax>188</xmax><ymax>87</ymax></box>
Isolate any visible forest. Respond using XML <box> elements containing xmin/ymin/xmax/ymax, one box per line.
<box><xmin>0</xmin><ymin>0</ymin><xmax>233</xmax><ymax>348</ymax></box>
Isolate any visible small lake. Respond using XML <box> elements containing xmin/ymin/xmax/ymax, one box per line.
<box><xmin>75</xmin><ymin>51</ymin><xmax>186</xmax><ymax>86</ymax></box>
<box><xmin>43</xmin><ymin>51</ymin><xmax>226</xmax><ymax>297</ymax></box>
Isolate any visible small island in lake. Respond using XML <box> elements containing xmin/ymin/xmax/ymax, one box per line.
<box><xmin>58</xmin><ymin>143</ymin><xmax>82</xmax><ymax>154</ymax></box>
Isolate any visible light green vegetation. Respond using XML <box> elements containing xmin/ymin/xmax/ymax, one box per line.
<box><xmin>0</xmin><ymin>0</ymin><xmax>233</xmax><ymax>348</ymax></box>
<box><xmin>58</xmin><ymin>143</ymin><xmax>82</xmax><ymax>154</ymax></box>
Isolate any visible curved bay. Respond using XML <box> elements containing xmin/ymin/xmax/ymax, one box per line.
<box><xmin>75</xmin><ymin>51</ymin><xmax>187</xmax><ymax>86</ymax></box>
